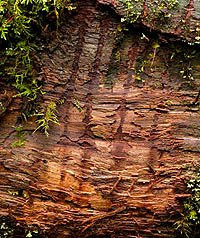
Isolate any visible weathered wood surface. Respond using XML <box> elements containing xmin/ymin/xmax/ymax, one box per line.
<box><xmin>99</xmin><ymin>0</ymin><xmax>200</xmax><ymax>43</ymax></box>
<box><xmin>1</xmin><ymin>0</ymin><xmax>200</xmax><ymax>237</ymax></box>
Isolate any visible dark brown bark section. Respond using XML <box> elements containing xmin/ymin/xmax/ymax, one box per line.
<box><xmin>99</xmin><ymin>0</ymin><xmax>200</xmax><ymax>43</ymax></box>
<box><xmin>1</xmin><ymin>0</ymin><xmax>200</xmax><ymax>237</ymax></box>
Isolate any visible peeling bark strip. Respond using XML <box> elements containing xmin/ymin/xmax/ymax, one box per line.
<box><xmin>1</xmin><ymin>0</ymin><xmax>200</xmax><ymax>237</ymax></box>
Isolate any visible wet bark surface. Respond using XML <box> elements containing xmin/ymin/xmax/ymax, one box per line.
<box><xmin>1</xmin><ymin>0</ymin><xmax>200</xmax><ymax>237</ymax></box>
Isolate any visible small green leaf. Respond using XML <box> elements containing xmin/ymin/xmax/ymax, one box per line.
<box><xmin>26</xmin><ymin>231</ymin><xmax>32</xmax><ymax>238</ymax></box>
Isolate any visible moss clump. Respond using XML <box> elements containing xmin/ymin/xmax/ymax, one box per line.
<box><xmin>11</xmin><ymin>125</ymin><xmax>26</xmax><ymax>147</ymax></box>
<box><xmin>34</xmin><ymin>101</ymin><xmax>59</xmax><ymax>136</ymax></box>
<box><xmin>175</xmin><ymin>167</ymin><xmax>200</xmax><ymax>238</ymax></box>
<box><xmin>120</xmin><ymin>0</ymin><xmax>144</xmax><ymax>24</ymax></box>
<box><xmin>0</xmin><ymin>0</ymin><xmax>76</xmax><ymax>99</ymax></box>
<box><xmin>0</xmin><ymin>0</ymin><xmax>76</xmax><ymax>134</ymax></box>
<box><xmin>119</xmin><ymin>0</ymin><xmax>178</xmax><ymax>24</ymax></box>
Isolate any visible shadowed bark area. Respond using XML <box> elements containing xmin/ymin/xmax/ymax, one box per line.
<box><xmin>100</xmin><ymin>0</ymin><xmax>200</xmax><ymax>43</ymax></box>
<box><xmin>1</xmin><ymin>0</ymin><xmax>200</xmax><ymax>237</ymax></box>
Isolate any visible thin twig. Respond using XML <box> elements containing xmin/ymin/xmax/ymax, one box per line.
<box><xmin>109</xmin><ymin>175</ymin><xmax>122</xmax><ymax>195</ymax></box>
<box><xmin>81</xmin><ymin>206</ymin><xmax>126</xmax><ymax>233</ymax></box>
<box><xmin>128</xmin><ymin>179</ymin><xmax>136</xmax><ymax>194</ymax></box>
<box><xmin>2</xmin><ymin>14</ymin><xmax>16</xmax><ymax>28</ymax></box>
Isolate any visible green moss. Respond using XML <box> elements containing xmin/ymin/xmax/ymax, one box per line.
<box><xmin>34</xmin><ymin>101</ymin><xmax>59</xmax><ymax>136</ymax></box>
<box><xmin>120</xmin><ymin>0</ymin><xmax>143</xmax><ymax>24</ymax></box>
<box><xmin>175</xmin><ymin>167</ymin><xmax>200</xmax><ymax>238</ymax></box>
<box><xmin>11</xmin><ymin>125</ymin><xmax>26</xmax><ymax>148</ymax></box>
<box><xmin>0</xmin><ymin>222</ymin><xmax>14</xmax><ymax>238</ymax></box>
<box><xmin>0</xmin><ymin>101</ymin><xmax>6</xmax><ymax>114</ymax></box>
<box><xmin>146</xmin><ymin>0</ymin><xmax>178</xmax><ymax>22</ymax></box>
<box><xmin>0</xmin><ymin>0</ymin><xmax>76</xmax><ymax>135</ymax></box>
<box><xmin>120</xmin><ymin>0</ymin><xmax>178</xmax><ymax>25</ymax></box>
<box><xmin>0</xmin><ymin>216</ymin><xmax>41</xmax><ymax>238</ymax></box>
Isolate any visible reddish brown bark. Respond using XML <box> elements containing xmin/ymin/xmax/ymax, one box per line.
<box><xmin>1</xmin><ymin>0</ymin><xmax>200</xmax><ymax>237</ymax></box>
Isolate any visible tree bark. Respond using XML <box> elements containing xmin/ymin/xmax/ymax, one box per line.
<box><xmin>1</xmin><ymin>0</ymin><xmax>200</xmax><ymax>237</ymax></box>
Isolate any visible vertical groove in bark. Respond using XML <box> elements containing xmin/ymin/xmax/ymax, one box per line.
<box><xmin>1</xmin><ymin>0</ymin><xmax>200</xmax><ymax>237</ymax></box>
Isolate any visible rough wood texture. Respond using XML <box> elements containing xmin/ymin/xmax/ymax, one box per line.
<box><xmin>1</xmin><ymin>0</ymin><xmax>200</xmax><ymax>237</ymax></box>
<box><xmin>100</xmin><ymin>0</ymin><xmax>200</xmax><ymax>43</ymax></box>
